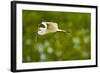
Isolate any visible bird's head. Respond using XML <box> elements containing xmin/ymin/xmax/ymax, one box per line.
<box><xmin>38</xmin><ymin>29</ymin><xmax>47</xmax><ymax>35</ymax></box>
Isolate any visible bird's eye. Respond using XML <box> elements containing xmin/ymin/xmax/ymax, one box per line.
<box><xmin>39</xmin><ymin>24</ymin><xmax>45</xmax><ymax>28</ymax></box>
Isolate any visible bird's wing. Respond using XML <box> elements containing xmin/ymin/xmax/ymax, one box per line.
<box><xmin>39</xmin><ymin>22</ymin><xmax>47</xmax><ymax>30</ymax></box>
<box><xmin>42</xmin><ymin>22</ymin><xmax>47</xmax><ymax>29</ymax></box>
<box><xmin>47</xmin><ymin>22</ymin><xmax>58</xmax><ymax>30</ymax></box>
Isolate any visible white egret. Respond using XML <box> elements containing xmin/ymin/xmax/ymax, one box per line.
<box><xmin>38</xmin><ymin>22</ymin><xmax>66</xmax><ymax>35</ymax></box>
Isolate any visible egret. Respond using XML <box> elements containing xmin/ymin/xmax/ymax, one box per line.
<box><xmin>38</xmin><ymin>22</ymin><xmax>66</xmax><ymax>35</ymax></box>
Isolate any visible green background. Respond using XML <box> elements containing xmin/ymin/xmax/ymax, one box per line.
<box><xmin>22</xmin><ymin>10</ymin><xmax>91</xmax><ymax>63</ymax></box>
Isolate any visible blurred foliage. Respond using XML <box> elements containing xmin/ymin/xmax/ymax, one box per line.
<box><xmin>22</xmin><ymin>10</ymin><xmax>91</xmax><ymax>63</ymax></box>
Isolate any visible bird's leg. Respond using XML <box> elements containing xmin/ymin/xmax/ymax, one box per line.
<box><xmin>57</xmin><ymin>29</ymin><xmax>66</xmax><ymax>32</ymax></box>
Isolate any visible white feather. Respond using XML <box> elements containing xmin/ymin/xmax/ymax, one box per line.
<box><xmin>38</xmin><ymin>22</ymin><xmax>66</xmax><ymax>35</ymax></box>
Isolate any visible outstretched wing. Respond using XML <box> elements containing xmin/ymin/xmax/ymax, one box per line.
<box><xmin>47</xmin><ymin>22</ymin><xmax>58</xmax><ymax>30</ymax></box>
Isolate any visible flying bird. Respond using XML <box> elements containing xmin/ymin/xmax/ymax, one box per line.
<box><xmin>38</xmin><ymin>22</ymin><xmax>66</xmax><ymax>35</ymax></box>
